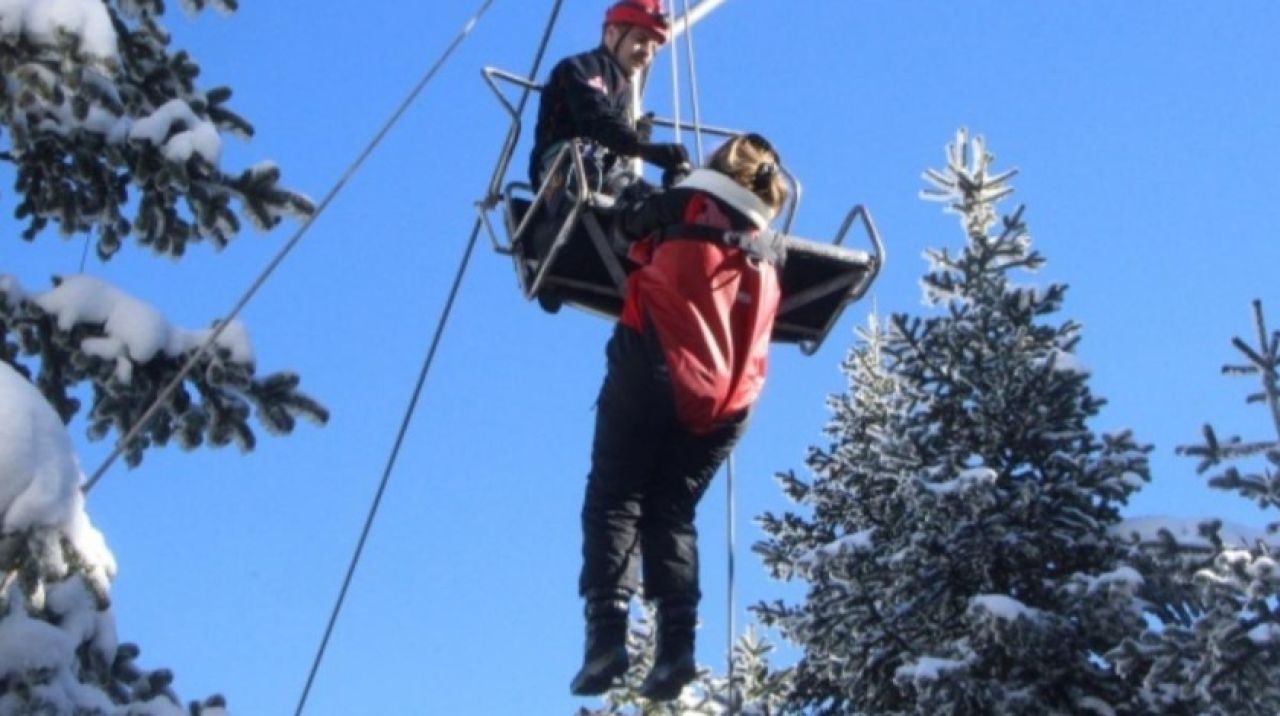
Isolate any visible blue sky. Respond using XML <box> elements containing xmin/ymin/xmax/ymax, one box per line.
<box><xmin>8</xmin><ymin>2</ymin><xmax>1280</xmax><ymax>713</ymax></box>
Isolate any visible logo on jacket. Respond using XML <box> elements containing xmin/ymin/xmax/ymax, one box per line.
<box><xmin>586</xmin><ymin>75</ymin><xmax>607</xmax><ymax>94</ymax></box>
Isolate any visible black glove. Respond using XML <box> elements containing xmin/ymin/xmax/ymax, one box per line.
<box><xmin>617</xmin><ymin>178</ymin><xmax>656</xmax><ymax>208</ymax></box>
<box><xmin>638</xmin><ymin>142</ymin><xmax>689</xmax><ymax>172</ymax></box>
<box><xmin>662</xmin><ymin>163</ymin><xmax>690</xmax><ymax>189</ymax></box>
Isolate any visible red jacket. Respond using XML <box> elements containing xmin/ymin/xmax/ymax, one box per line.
<box><xmin>617</xmin><ymin>169</ymin><xmax>782</xmax><ymax>434</ymax></box>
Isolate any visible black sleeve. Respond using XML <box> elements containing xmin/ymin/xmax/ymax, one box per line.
<box><xmin>559</xmin><ymin>55</ymin><xmax>643</xmax><ymax>157</ymax></box>
<box><xmin>617</xmin><ymin>188</ymin><xmax>689</xmax><ymax>242</ymax></box>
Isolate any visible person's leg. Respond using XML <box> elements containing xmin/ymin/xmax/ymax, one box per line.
<box><xmin>528</xmin><ymin>145</ymin><xmax>572</xmax><ymax>312</ymax></box>
<box><xmin>638</xmin><ymin>412</ymin><xmax>749</xmax><ymax>700</ymax></box>
<box><xmin>639</xmin><ymin>412</ymin><xmax>748</xmax><ymax>602</ymax></box>
<box><xmin>578</xmin><ymin>329</ymin><xmax>667</xmax><ymax>598</ymax></box>
<box><xmin>572</xmin><ymin>327</ymin><xmax>665</xmax><ymax>695</ymax></box>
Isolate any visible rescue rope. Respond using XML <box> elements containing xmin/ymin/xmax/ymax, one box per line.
<box><xmin>678</xmin><ymin>0</ymin><xmax>707</xmax><ymax>164</ymax></box>
<box><xmin>667</xmin><ymin>5</ymin><xmax>682</xmax><ymax>145</ymax></box>
<box><xmin>665</xmin><ymin>1</ymin><xmax>736</xmax><ymax>705</ymax></box>
<box><xmin>293</xmin><ymin>1</ymin><xmax>564</xmax><ymax>712</ymax></box>
<box><xmin>81</xmin><ymin>1</ymin><xmax>494</xmax><ymax>496</ymax></box>
<box><xmin>671</xmin><ymin>3</ymin><xmax>735</xmax><ymax>707</ymax></box>
<box><xmin>725</xmin><ymin>451</ymin><xmax>737</xmax><ymax>713</ymax></box>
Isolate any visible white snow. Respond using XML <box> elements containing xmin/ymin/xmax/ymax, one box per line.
<box><xmin>1246</xmin><ymin>553</ymin><xmax>1278</xmax><ymax>580</ymax></box>
<box><xmin>894</xmin><ymin>655</ymin><xmax>968</xmax><ymax>682</ymax></box>
<box><xmin>1114</xmin><ymin>516</ymin><xmax>1279</xmax><ymax>551</ymax></box>
<box><xmin>28</xmin><ymin>274</ymin><xmax>254</xmax><ymax>383</ymax></box>
<box><xmin>0</xmin><ymin>594</ymin><xmax>76</xmax><ymax>674</ymax></box>
<box><xmin>1249</xmin><ymin>623</ymin><xmax>1280</xmax><ymax>644</ymax></box>
<box><xmin>46</xmin><ymin>578</ymin><xmax>113</xmax><ymax>649</ymax></box>
<box><xmin>796</xmin><ymin>528</ymin><xmax>876</xmax><ymax>574</ymax></box>
<box><xmin>0</xmin><ymin>9</ymin><xmax>231</xmax><ymax>167</ymax></box>
<box><xmin>0</xmin><ymin>362</ymin><xmax>114</xmax><ymax>572</ymax></box>
<box><xmin>1037</xmin><ymin>348</ymin><xmax>1090</xmax><ymax>376</ymax></box>
<box><xmin>923</xmin><ymin>466</ymin><xmax>998</xmax><ymax>495</ymax></box>
<box><xmin>129</xmin><ymin>99</ymin><xmax>223</xmax><ymax>164</ymax></box>
<box><xmin>0</xmin><ymin>274</ymin><xmax>28</xmax><ymax>307</ymax></box>
<box><xmin>969</xmin><ymin>593</ymin><xmax>1040</xmax><ymax>622</ymax></box>
<box><xmin>1076</xmin><ymin>696</ymin><xmax>1118</xmax><ymax>716</ymax></box>
<box><xmin>0</xmin><ymin>363</ymin><xmax>80</xmax><ymax>532</ymax></box>
<box><xmin>1079</xmin><ymin>566</ymin><xmax>1145</xmax><ymax>596</ymax></box>
<box><xmin>0</xmin><ymin>363</ymin><xmax>130</xmax><ymax>711</ymax></box>
<box><xmin>0</xmin><ymin>0</ymin><xmax>119</xmax><ymax>61</ymax></box>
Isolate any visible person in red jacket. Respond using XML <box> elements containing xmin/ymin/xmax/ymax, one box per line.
<box><xmin>570</xmin><ymin>133</ymin><xmax>789</xmax><ymax>700</ymax></box>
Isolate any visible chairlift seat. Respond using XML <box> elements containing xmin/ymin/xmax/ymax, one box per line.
<box><xmin>504</xmin><ymin>188</ymin><xmax>880</xmax><ymax>352</ymax></box>
<box><xmin>506</xmin><ymin>193</ymin><xmax>628</xmax><ymax>318</ymax></box>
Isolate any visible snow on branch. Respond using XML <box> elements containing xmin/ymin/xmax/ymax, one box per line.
<box><xmin>2</xmin><ymin>0</ymin><xmax>314</xmax><ymax>259</ymax></box>
<box><xmin>0</xmin><ymin>273</ymin><xmax>327</xmax><ymax>469</ymax></box>
<box><xmin>33</xmin><ymin>274</ymin><xmax>252</xmax><ymax>383</ymax></box>
<box><xmin>0</xmin><ymin>0</ymin><xmax>119</xmax><ymax>64</ymax></box>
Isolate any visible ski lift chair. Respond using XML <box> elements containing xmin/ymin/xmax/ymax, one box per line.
<box><xmin>476</xmin><ymin>66</ymin><xmax>885</xmax><ymax>355</ymax></box>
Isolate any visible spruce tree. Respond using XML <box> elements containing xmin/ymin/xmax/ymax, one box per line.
<box><xmin>1</xmin><ymin>0</ymin><xmax>325</xmax><ymax>463</ymax></box>
<box><xmin>754</xmin><ymin>130</ymin><xmax>1152</xmax><ymax>715</ymax></box>
<box><xmin>1</xmin><ymin>0</ymin><xmax>323</xmax><ymax>711</ymax></box>
<box><xmin>1109</xmin><ymin>300</ymin><xmax>1280</xmax><ymax>714</ymax></box>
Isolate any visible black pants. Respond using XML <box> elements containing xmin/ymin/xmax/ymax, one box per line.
<box><xmin>579</xmin><ymin>325</ymin><xmax>748</xmax><ymax>603</ymax></box>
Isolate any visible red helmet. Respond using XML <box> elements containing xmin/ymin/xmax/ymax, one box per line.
<box><xmin>604</xmin><ymin>0</ymin><xmax>670</xmax><ymax>44</ymax></box>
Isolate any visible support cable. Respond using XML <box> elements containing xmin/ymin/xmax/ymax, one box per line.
<box><xmin>673</xmin><ymin>3</ymin><xmax>732</xmax><ymax>708</ymax></box>
<box><xmin>679</xmin><ymin>0</ymin><xmax>706</xmax><ymax>164</ymax></box>
<box><xmin>82</xmin><ymin>1</ymin><xmax>495</xmax><ymax>495</ymax></box>
<box><xmin>725</xmin><ymin>452</ymin><xmax>737</xmax><ymax>714</ymax></box>
<box><xmin>667</xmin><ymin>2</ymin><xmax>682</xmax><ymax>146</ymax></box>
<box><xmin>293</xmin><ymin>214</ymin><xmax>479</xmax><ymax>716</ymax></box>
<box><xmin>293</xmin><ymin>2</ymin><xmax>565</xmax><ymax>713</ymax></box>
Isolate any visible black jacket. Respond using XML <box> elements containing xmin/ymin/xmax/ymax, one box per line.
<box><xmin>528</xmin><ymin>46</ymin><xmax>642</xmax><ymax>186</ymax></box>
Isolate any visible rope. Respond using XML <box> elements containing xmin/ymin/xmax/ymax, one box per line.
<box><xmin>725</xmin><ymin>452</ymin><xmax>737</xmax><ymax>713</ymax></box>
<box><xmin>667</xmin><ymin>4</ymin><xmax>682</xmax><ymax>146</ymax></box>
<box><xmin>293</xmin><ymin>2</ymin><xmax>564</xmax><ymax>712</ymax></box>
<box><xmin>293</xmin><ymin>224</ymin><xmax>480</xmax><ymax>716</ymax></box>
<box><xmin>81</xmin><ymin>0</ymin><xmax>494</xmax><ymax>495</ymax></box>
<box><xmin>679</xmin><ymin>0</ymin><xmax>706</xmax><ymax>164</ymax></box>
<box><xmin>673</xmin><ymin>2</ymin><xmax>730</xmax><ymax>707</ymax></box>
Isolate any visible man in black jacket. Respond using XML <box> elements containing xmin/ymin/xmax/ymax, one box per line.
<box><xmin>528</xmin><ymin>0</ymin><xmax>689</xmax><ymax>193</ymax></box>
<box><xmin>524</xmin><ymin>1</ymin><xmax>689</xmax><ymax>314</ymax></box>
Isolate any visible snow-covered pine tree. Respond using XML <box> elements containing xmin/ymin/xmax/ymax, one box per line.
<box><xmin>753</xmin><ymin>129</ymin><xmax>1153</xmax><ymax>715</ymax></box>
<box><xmin>1109</xmin><ymin>300</ymin><xmax>1280</xmax><ymax>714</ymax></box>
<box><xmin>0</xmin><ymin>0</ymin><xmax>325</xmax><ymax>711</ymax></box>
<box><xmin>0</xmin><ymin>361</ymin><xmax>227</xmax><ymax>713</ymax></box>
<box><xmin>1</xmin><ymin>0</ymin><xmax>326</xmax><ymax>467</ymax></box>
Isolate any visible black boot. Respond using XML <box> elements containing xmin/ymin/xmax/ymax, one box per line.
<box><xmin>570</xmin><ymin>592</ymin><xmax>631</xmax><ymax>696</ymax></box>
<box><xmin>639</xmin><ymin>600</ymin><xmax>697</xmax><ymax>701</ymax></box>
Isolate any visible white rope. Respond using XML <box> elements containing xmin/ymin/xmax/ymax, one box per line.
<box><xmin>725</xmin><ymin>452</ymin><xmax>737</xmax><ymax>713</ymax></box>
<box><xmin>679</xmin><ymin>0</ymin><xmax>707</xmax><ymax>164</ymax></box>
<box><xmin>670</xmin><ymin>1</ymin><xmax>734</xmax><ymax>706</ymax></box>
<box><xmin>667</xmin><ymin>3</ymin><xmax>683</xmax><ymax>146</ymax></box>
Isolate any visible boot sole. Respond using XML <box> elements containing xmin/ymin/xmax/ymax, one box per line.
<box><xmin>639</xmin><ymin>666</ymin><xmax>696</xmax><ymax>701</ymax></box>
<box><xmin>569</xmin><ymin>654</ymin><xmax>628</xmax><ymax>696</ymax></box>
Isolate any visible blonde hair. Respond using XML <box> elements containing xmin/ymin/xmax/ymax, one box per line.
<box><xmin>707</xmin><ymin>134</ymin><xmax>789</xmax><ymax>215</ymax></box>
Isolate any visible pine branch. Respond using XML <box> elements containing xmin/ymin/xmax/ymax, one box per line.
<box><xmin>1247</xmin><ymin>300</ymin><xmax>1280</xmax><ymax>441</ymax></box>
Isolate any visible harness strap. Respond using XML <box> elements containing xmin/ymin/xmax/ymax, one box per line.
<box><xmin>656</xmin><ymin>223</ymin><xmax>786</xmax><ymax>266</ymax></box>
